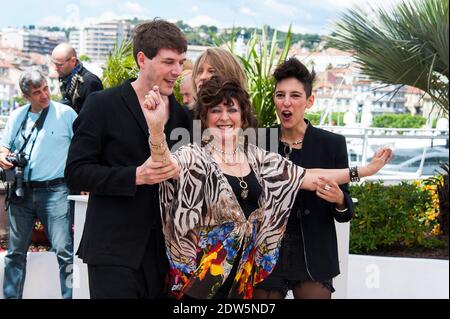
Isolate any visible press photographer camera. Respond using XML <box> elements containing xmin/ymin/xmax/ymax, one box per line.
<box><xmin>0</xmin><ymin>152</ymin><xmax>28</xmax><ymax>198</ymax></box>
<box><xmin>1</xmin><ymin>68</ymin><xmax>78</xmax><ymax>299</ymax></box>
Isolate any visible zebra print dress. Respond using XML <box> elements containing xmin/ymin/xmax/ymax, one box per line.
<box><xmin>159</xmin><ymin>143</ymin><xmax>305</xmax><ymax>299</ymax></box>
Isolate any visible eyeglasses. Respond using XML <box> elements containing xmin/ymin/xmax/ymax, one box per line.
<box><xmin>52</xmin><ymin>57</ymin><xmax>72</xmax><ymax>67</ymax></box>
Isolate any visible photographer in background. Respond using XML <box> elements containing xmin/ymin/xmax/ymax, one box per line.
<box><xmin>0</xmin><ymin>68</ymin><xmax>77</xmax><ymax>299</ymax></box>
<box><xmin>51</xmin><ymin>43</ymin><xmax>103</xmax><ymax>114</ymax></box>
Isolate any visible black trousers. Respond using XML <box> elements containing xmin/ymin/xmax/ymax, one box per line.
<box><xmin>87</xmin><ymin>231</ymin><xmax>168</xmax><ymax>299</ymax></box>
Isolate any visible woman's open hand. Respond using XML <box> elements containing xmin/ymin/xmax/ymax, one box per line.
<box><xmin>366</xmin><ymin>147</ymin><xmax>393</xmax><ymax>175</ymax></box>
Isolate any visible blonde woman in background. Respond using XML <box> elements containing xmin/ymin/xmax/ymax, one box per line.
<box><xmin>192</xmin><ymin>47</ymin><xmax>248</xmax><ymax>94</ymax></box>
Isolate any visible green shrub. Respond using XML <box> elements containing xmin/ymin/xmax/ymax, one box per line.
<box><xmin>173</xmin><ymin>76</ymin><xmax>183</xmax><ymax>105</ymax></box>
<box><xmin>372</xmin><ymin>114</ymin><xmax>426</xmax><ymax>128</ymax></box>
<box><xmin>349</xmin><ymin>181</ymin><xmax>445</xmax><ymax>253</ymax></box>
<box><xmin>306</xmin><ymin>112</ymin><xmax>345</xmax><ymax>126</ymax></box>
<box><xmin>425</xmin><ymin>163</ymin><xmax>449</xmax><ymax>235</ymax></box>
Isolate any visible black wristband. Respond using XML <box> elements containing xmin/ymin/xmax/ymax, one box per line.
<box><xmin>349</xmin><ymin>166</ymin><xmax>360</xmax><ymax>182</ymax></box>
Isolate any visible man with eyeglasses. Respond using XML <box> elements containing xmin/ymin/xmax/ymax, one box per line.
<box><xmin>51</xmin><ymin>43</ymin><xmax>103</xmax><ymax>114</ymax></box>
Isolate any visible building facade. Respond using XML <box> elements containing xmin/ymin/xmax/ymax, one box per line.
<box><xmin>1</xmin><ymin>28</ymin><xmax>66</xmax><ymax>56</ymax></box>
<box><xmin>69</xmin><ymin>21</ymin><xmax>133</xmax><ymax>64</ymax></box>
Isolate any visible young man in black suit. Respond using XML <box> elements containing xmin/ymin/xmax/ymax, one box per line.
<box><xmin>65</xmin><ymin>19</ymin><xmax>192</xmax><ymax>299</ymax></box>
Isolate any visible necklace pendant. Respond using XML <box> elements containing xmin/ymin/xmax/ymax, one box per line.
<box><xmin>238</xmin><ymin>179</ymin><xmax>248</xmax><ymax>199</ymax></box>
<box><xmin>283</xmin><ymin>143</ymin><xmax>292</xmax><ymax>160</ymax></box>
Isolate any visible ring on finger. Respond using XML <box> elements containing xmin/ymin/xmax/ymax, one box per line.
<box><xmin>324</xmin><ymin>184</ymin><xmax>331</xmax><ymax>191</ymax></box>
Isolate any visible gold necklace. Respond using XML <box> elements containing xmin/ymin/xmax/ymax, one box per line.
<box><xmin>210</xmin><ymin>144</ymin><xmax>248</xmax><ymax>198</ymax></box>
<box><xmin>236</xmin><ymin>165</ymin><xmax>248</xmax><ymax>199</ymax></box>
<box><xmin>281</xmin><ymin>139</ymin><xmax>303</xmax><ymax>160</ymax></box>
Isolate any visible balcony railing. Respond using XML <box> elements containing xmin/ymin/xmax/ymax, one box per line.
<box><xmin>0</xmin><ymin>115</ymin><xmax>447</xmax><ymax>181</ymax></box>
<box><xmin>317</xmin><ymin>125</ymin><xmax>449</xmax><ymax>181</ymax></box>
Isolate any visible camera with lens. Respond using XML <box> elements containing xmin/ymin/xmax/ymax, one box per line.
<box><xmin>0</xmin><ymin>152</ymin><xmax>28</xmax><ymax>198</ymax></box>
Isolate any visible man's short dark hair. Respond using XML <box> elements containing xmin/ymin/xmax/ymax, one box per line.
<box><xmin>133</xmin><ymin>18</ymin><xmax>187</xmax><ymax>64</ymax></box>
<box><xmin>273</xmin><ymin>57</ymin><xmax>316</xmax><ymax>97</ymax></box>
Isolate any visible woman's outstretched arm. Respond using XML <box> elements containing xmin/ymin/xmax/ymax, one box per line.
<box><xmin>300</xmin><ymin>148</ymin><xmax>393</xmax><ymax>191</ymax></box>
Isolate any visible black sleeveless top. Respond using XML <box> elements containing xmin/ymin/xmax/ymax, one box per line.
<box><xmin>224</xmin><ymin>169</ymin><xmax>262</xmax><ymax>218</ymax></box>
<box><xmin>215</xmin><ymin>169</ymin><xmax>262</xmax><ymax>298</ymax></box>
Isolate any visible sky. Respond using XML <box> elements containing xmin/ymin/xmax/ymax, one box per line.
<box><xmin>1</xmin><ymin>0</ymin><xmax>403</xmax><ymax>35</ymax></box>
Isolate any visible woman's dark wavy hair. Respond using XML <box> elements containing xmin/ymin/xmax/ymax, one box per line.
<box><xmin>194</xmin><ymin>76</ymin><xmax>257</xmax><ymax>137</ymax></box>
<box><xmin>273</xmin><ymin>57</ymin><xmax>316</xmax><ymax>97</ymax></box>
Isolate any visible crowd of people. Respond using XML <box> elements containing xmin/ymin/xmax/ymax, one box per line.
<box><xmin>0</xmin><ymin>18</ymin><xmax>392</xmax><ymax>299</ymax></box>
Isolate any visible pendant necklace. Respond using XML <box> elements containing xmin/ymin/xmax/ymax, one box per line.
<box><xmin>281</xmin><ymin>139</ymin><xmax>303</xmax><ymax>160</ymax></box>
<box><xmin>236</xmin><ymin>165</ymin><xmax>249</xmax><ymax>199</ymax></box>
<box><xmin>211</xmin><ymin>144</ymin><xmax>248</xmax><ymax>199</ymax></box>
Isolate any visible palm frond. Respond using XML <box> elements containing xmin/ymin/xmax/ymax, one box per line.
<box><xmin>216</xmin><ymin>26</ymin><xmax>292</xmax><ymax>127</ymax></box>
<box><xmin>102</xmin><ymin>39</ymin><xmax>138</xmax><ymax>89</ymax></box>
<box><xmin>329</xmin><ymin>0</ymin><xmax>449</xmax><ymax>116</ymax></box>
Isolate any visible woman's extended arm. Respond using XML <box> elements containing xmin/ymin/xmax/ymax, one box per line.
<box><xmin>300</xmin><ymin>148</ymin><xmax>393</xmax><ymax>191</ymax></box>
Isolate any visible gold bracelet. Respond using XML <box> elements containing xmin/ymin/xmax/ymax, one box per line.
<box><xmin>149</xmin><ymin>130</ymin><xmax>165</xmax><ymax>139</ymax></box>
<box><xmin>151</xmin><ymin>147</ymin><xmax>166</xmax><ymax>155</ymax></box>
<box><xmin>150</xmin><ymin>139</ymin><xmax>167</xmax><ymax>149</ymax></box>
<box><xmin>149</xmin><ymin>133</ymin><xmax>167</xmax><ymax>149</ymax></box>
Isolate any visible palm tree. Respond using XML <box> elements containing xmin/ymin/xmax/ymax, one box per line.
<box><xmin>329</xmin><ymin>0</ymin><xmax>449</xmax><ymax>116</ymax></box>
<box><xmin>102</xmin><ymin>39</ymin><xmax>138</xmax><ymax>89</ymax></box>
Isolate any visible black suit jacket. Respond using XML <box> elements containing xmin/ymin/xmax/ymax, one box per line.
<box><xmin>65</xmin><ymin>80</ymin><xmax>192</xmax><ymax>269</ymax></box>
<box><xmin>265</xmin><ymin>121</ymin><xmax>354</xmax><ymax>280</ymax></box>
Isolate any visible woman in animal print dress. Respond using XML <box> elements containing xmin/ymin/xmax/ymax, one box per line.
<box><xmin>142</xmin><ymin>76</ymin><xmax>392</xmax><ymax>299</ymax></box>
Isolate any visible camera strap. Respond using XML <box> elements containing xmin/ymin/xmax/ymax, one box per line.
<box><xmin>18</xmin><ymin>105</ymin><xmax>49</xmax><ymax>154</ymax></box>
<box><xmin>4</xmin><ymin>106</ymin><xmax>49</xmax><ymax>208</ymax></box>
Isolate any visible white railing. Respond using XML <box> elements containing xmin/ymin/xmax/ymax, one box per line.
<box><xmin>1</xmin><ymin>116</ymin><xmax>447</xmax><ymax>181</ymax></box>
<box><xmin>317</xmin><ymin>126</ymin><xmax>449</xmax><ymax>181</ymax></box>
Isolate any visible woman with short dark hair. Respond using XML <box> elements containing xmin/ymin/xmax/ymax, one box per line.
<box><xmin>254</xmin><ymin>57</ymin><xmax>354</xmax><ymax>299</ymax></box>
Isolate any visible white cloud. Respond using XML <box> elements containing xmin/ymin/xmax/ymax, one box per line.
<box><xmin>191</xmin><ymin>5</ymin><xmax>199</xmax><ymax>13</ymax></box>
<box><xmin>263</xmin><ymin>0</ymin><xmax>297</xmax><ymax>17</ymax></box>
<box><xmin>304</xmin><ymin>12</ymin><xmax>313</xmax><ymax>21</ymax></box>
<box><xmin>38</xmin><ymin>4</ymin><xmax>81</xmax><ymax>27</ymax></box>
<box><xmin>80</xmin><ymin>0</ymin><xmax>112</xmax><ymax>7</ymax></box>
<box><xmin>82</xmin><ymin>11</ymin><xmax>122</xmax><ymax>26</ymax></box>
<box><xmin>121</xmin><ymin>1</ymin><xmax>145</xmax><ymax>15</ymax></box>
<box><xmin>78</xmin><ymin>2</ymin><xmax>148</xmax><ymax>27</ymax></box>
<box><xmin>319</xmin><ymin>0</ymin><xmax>403</xmax><ymax>10</ymax></box>
<box><xmin>65</xmin><ymin>3</ymin><xmax>81</xmax><ymax>26</ymax></box>
<box><xmin>319</xmin><ymin>0</ymin><xmax>358</xmax><ymax>9</ymax></box>
<box><xmin>240</xmin><ymin>7</ymin><xmax>258</xmax><ymax>17</ymax></box>
<box><xmin>187</xmin><ymin>15</ymin><xmax>220</xmax><ymax>27</ymax></box>
<box><xmin>37</xmin><ymin>15</ymin><xmax>67</xmax><ymax>27</ymax></box>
